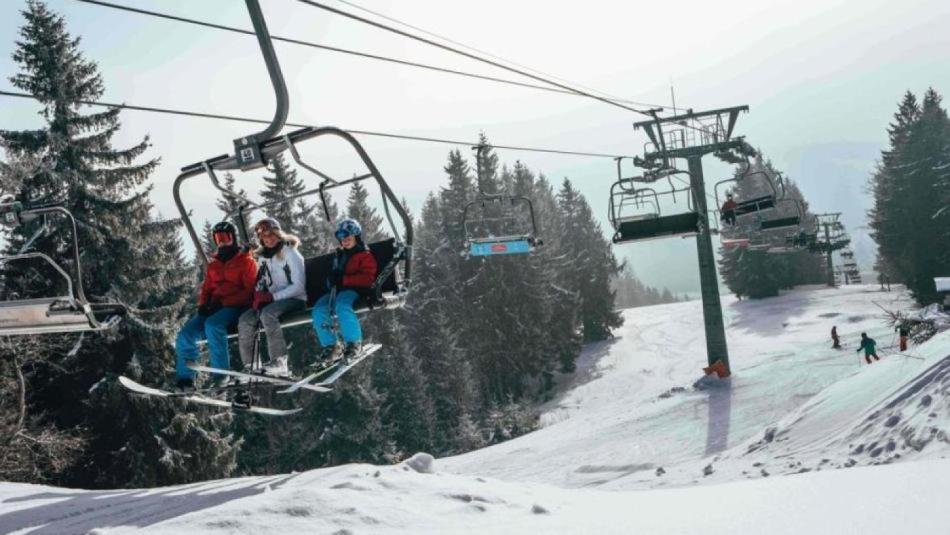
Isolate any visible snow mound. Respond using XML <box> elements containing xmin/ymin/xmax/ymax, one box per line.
<box><xmin>716</xmin><ymin>329</ymin><xmax>950</xmax><ymax>479</ymax></box>
<box><xmin>403</xmin><ymin>453</ymin><xmax>436</xmax><ymax>474</ymax></box>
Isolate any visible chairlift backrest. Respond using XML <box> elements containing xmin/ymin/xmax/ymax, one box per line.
<box><xmin>304</xmin><ymin>238</ymin><xmax>403</xmax><ymax>309</ymax></box>
<box><xmin>459</xmin><ymin>145</ymin><xmax>542</xmax><ymax>257</ymax></box>
<box><xmin>0</xmin><ymin>209</ymin><xmax>126</xmax><ymax>336</ymax></box>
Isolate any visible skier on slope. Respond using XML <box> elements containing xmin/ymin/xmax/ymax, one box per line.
<box><xmin>310</xmin><ymin>218</ymin><xmax>378</xmax><ymax>365</ymax></box>
<box><xmin>896</xmin><ymin>323</ymin><xmax>911</xmax><ymax>352</ymax></box>
<box><xmin>236</xmin><ymin>217</ymin><xmax>307</xmax><ymax>378</ymax></box>
<box><xmin>856</xmin><ymin>332</ymin><xmax>880</xmax><ymax>364</ymax></box>
<box><xmin>831</xmin><ymin>325</ymin><xmax>841</xmax><ymax>349</ymax></box>
<box><xmin>175</xmin><ymin>221</ymin><xmax>257</xmax><ymax>390</ymax></box>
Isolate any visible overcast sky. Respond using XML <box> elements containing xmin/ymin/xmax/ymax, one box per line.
<box><xmin>2</xmin><ymin>0</ymin><xmax>949</xmax><ymax>292</ymax></box>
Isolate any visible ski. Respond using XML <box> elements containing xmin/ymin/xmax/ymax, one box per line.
<box><xmin>276</xmin><ymin>367</ymin><xmax>335</xmax><ymax>395</ymax></box>
<box><xmin>186</xmin><ymin>364</ymin><xmax>332</xmax><ymax>393</ymax></box>
<box><xmin>278</xmin><ymin>343</ymin><xmax>382</xmax><ymax>394</ymax></box>
<box><xmin>318</xmin><ymin>343</ymin><xmax>382</xmax><ymax>386</ymax></box>
<box><xmin>118</xmin><ymin>376</ymin><xmax>302</xmax><ymax>416</ymax></box>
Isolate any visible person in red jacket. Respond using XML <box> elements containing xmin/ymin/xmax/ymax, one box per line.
<box><xmin>720</xmin><ymin>193</ymin><xmax>738</xmax><ymax>226</ymax></box>
<box><xmin>311</xmin><ymin>218</ymin><xmax>378</xmax><ymax>363</ymax></box>
<box><xmin>175</xmin><ymin>221</ymin><xmax>257</xmax><ymax>389</ymax></box>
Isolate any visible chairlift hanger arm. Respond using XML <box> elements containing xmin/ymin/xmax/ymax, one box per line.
<box><xmin>232</xmin><ymin>0</ymin><xmax>289</xmax><ymax>170</ymax></box>
<box><xmin>284</xmin><ymin>134</ymin><xmax>339</xmax><ymax>185</ymax></box>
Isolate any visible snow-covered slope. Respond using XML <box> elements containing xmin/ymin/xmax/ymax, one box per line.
<box><xmin>4</xmin><ymin>285</ymin><xmax>950</xmax><ymax>535</ymax></box>
<box><xmin>442</xmin><ymin>284</ymin><xmax>937</xmax><ymax>489</ymax></box>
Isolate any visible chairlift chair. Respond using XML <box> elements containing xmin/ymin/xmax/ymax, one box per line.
<box><xmin>713</xmin><ymin>163</ymin><xmax>780</xmax><ymax>223</ymax></box>
<box><xmin>462</xmin><ymin>196</ymin><xmax>542</xmax><ymax>257</ymax></box>
<box><xmin>461</xmin><ymin>145</ymin><xmax>542</xmax><ymax>258</ymax></box>
<box><xmin>0</xmin><ymin>201</ymin><xmax>126</xmax><ymax>336</ymax></box>
<box><xmin>172</xmin><ymin>0</ymin><xmax>412</xmax><ymax>335</ymax></box>
<box><xmin>176</xmin><ymin>127</ymin><xmax>414</xmax><ymax>334</ymax></box>
<box><xmin>608</xmin><ymin>178</ymin><xmax>699</xmax><ymax>244</ymax></box>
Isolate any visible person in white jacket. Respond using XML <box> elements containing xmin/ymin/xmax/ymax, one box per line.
<box><xmin>237</xmin><ymin>217</ymin><xmax>307</xmax><ymax>377</ymax></box>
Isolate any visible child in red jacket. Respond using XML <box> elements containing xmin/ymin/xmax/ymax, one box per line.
<box><xmin>311</xmin><ymin>218</ymin><xmax>378</xmax><ymax>363</ymax></box>
<box><xmin>175</xmin><ymin>221</ymin><xmax>257</xmax><ymax>389</ymax></box>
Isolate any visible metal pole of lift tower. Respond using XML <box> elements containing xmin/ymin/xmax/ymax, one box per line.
<box><xmin>633</xmin><ymin>105</ymin><xmax>751</xmax><ymax>374</ymax></box>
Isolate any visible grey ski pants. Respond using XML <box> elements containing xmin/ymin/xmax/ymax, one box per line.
<box><xmin>238</xmin><ymin>298</ymin><xmax>305</xmax><ymax>365</ymax></box>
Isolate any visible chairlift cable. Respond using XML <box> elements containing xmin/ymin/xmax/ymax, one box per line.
<box><xmin>295</xmin><ymin>0</ymin><xmax>658</xmax><ymax>116</ymax></box>
<box><xmin>331</xmin><ymin>0</ymin><xmax>649</xmax><ymax>107</ymax></box>
<box><xmin>72</xmin><ymin>0</ymin><xmax>663</xmax><ymax>110</ymax></box>
<box><xmin>0</xmin><ymin>90</ymin><xmax>634</xmax><ymax>159</ymax></box>
<box><xmin>75</xmin><ymin>0</ymin><xmax>717</xmax><ymax>140</ymax></box>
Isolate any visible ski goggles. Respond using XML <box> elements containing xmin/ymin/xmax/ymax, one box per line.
<box><xmin>213</xmin><ymin>231</ymin><xmax>234</xmax><ymax>245</ymax></box>
<box><xmin>335</xmin><ymin>229</ymin><xmax>357</xmax><ymax>241</ymax></box>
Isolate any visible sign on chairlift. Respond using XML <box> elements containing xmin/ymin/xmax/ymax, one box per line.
<box><xmin>936</xmin><ymin>277</ymin><xmax>950</xmax><ymax>293</ymax></box>
<box><xmin>470</xmin><ymin>239</ymin><xmax>532</xmax><ymax>257</ymax></box>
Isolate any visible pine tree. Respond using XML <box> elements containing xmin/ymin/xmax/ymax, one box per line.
<box><xmin>870</xmin><ymin>92</ymin><xmax>920</xmax><ymax>285</ymax></box>
<box><xmin>346</xmin><ymin>181</ymin><xmax>387</xmax><ymax>243</ymax></box>
<box><xmin>556</xmin><ymin>179</ymin><xmax>623</xmax><ymax>341</ymax></box>
<box><xmin>370</xmin><ymin>314</ymin><xmax>436</xmax><ymax>459</ymax></box>
<box><xmin>0</xmin><ymin>1</ymin><xmax>234</xmax><ymax>486</ymax></box>
<box><xmin>259</xmin><ymin>153</ymin><xmax>316</xmax><ymax>238</ymax></box>
<box><xmin>869</xmin><ymin>89</ymin><xmax>950</xmax><ymax>303</ymax></box>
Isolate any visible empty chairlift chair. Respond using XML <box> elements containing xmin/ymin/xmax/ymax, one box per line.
<box><xmin>609</xmin><ymin>180</ymin><xmax>699</xmax><ymax>244</ymax></box>
<box><xmin>462</xmin><ymin>196</ymin><xmax>541</xmax><ymax>257</ymax></box>
<box><xmin>0</xmin><ymin>201</ymin><xmax>126</xmax><ymax>336</ymax></box>
<box><xmin>461</xmin><ymin>145</ymin><xmax>542</xmax><ymax>258</ymax></box>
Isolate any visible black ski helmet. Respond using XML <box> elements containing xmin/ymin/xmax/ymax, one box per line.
<box><xmin>211</xmin><ymin>220</ymin><xmax>238</xmax><ymax>242</ymax></box>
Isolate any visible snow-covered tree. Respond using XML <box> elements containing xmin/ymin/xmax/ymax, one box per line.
<box><xmin>0</xmin><ymin>0</ymin><xmax>232</xmax><ymax>487</ymax></box>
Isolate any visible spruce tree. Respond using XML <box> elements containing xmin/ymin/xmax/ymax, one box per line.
<box><xmin>259</xmin><ymin>153</ymin><xmax>318</xmax><ymax>242</ymax></box>
<box><xmin>556</xmin><ymin>179</ymin><xmax>623</xmax><ymax>341</ymax></box>
<box><xmin>869</xmin><ymin>89</ymin><xmax>950</xmax><ymax>303</ymax></box>
<box><xmin>346</xmin><ymin>181</ymin><xmax>387</xmax><ymax>243</ymax></box>
<box><xmin>370</xmin><ymin>314</ymin><xmax>436</xmax><ymax>458</ymax></box>
<box><xmin>0</xmin><ymin>1</ymin><xmax>236</xmax><ymax>486</ymax></box>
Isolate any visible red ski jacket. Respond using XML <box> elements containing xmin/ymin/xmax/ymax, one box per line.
<box><xmin>341</xmin><ymin>249</ymin><xmax>378</xmax><ymax>289</ymax></box>
<box><xmin>198</xmin><ymin>249</ymin><xmax>258</xmax><ymax>308</ymax></box>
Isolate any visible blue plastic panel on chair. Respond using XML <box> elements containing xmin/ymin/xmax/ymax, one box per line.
<box><xmin>469</xmin><ymin>239</ymin><xmax>532</xmax><ymax>256</ymax></box>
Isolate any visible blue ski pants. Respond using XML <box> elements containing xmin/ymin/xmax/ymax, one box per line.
<box><xmin>175</xmin><ymin>307</ymin><xmax>245</xmax><ymax>379</ymax></box>
<box><xmin>311</xmin><ymin>290</ymin><xmax>362</xmax><ymax>346</ymax></box>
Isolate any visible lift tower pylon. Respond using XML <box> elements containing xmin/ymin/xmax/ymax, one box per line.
<box><xmin>632</xmin><ymin>106</ymin><xmax>750</xmax><ymax>375</ymax></box>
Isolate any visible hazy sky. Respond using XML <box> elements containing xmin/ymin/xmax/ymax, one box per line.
<box><xmin>2</xmin><ymin>0</ymin><xmax>949</xmax><ymax>292</ymax></box>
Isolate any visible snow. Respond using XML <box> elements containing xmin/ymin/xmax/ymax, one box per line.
<box><xmin>4</xmin><ymin>285</ymin><xmax>950</xmax><ymax>534</ymax></box>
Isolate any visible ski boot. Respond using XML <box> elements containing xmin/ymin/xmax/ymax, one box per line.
<box><xmin>310</xmin><ymin>344</ymin><xmax>340</xmax><ymax>371</ymax></box>
<box><xmin>262</xmin><ymin>355</ymin><xmax>290</xmax><ymax>378</ymax></box>
<box><xmin>208</xmin><ymin>374</ymin><xmax>230</xmax><ymax>390</ymax></box>
<box><xmin>231</xmin><ymin>389</ymin><xmax>253</xmax><ymax>409</ymax></box>
<box><xmin>175</xmin><ymin>377</ymin><xmax>195</xmax><ymax>393</ymax></box>
<box><xmin>340</xmin><ymin>342</ymin><xmax>362</xmax><ymax>365</ymax></box>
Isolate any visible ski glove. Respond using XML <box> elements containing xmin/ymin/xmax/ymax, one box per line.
<box><xmin>253</xmin><ymin>291</ymin><xmax>274</xmax><ymax>310</ymax></box>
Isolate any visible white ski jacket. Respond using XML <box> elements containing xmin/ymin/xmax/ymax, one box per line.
<box><xmin>256</xmin><ymin>239</ymin><xmax>307</xmax><ymax>302</ymax></box>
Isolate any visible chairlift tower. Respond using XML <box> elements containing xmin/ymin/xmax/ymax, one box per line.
<box><xmin>632</xmin><ymin>105</ymin><xmax>750</xmax><ymax>375</ymax></box>
<box><xmin>815</xmin><ymin>213</ymin><xmax>847</xmax><ymax>288</ymax></box>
